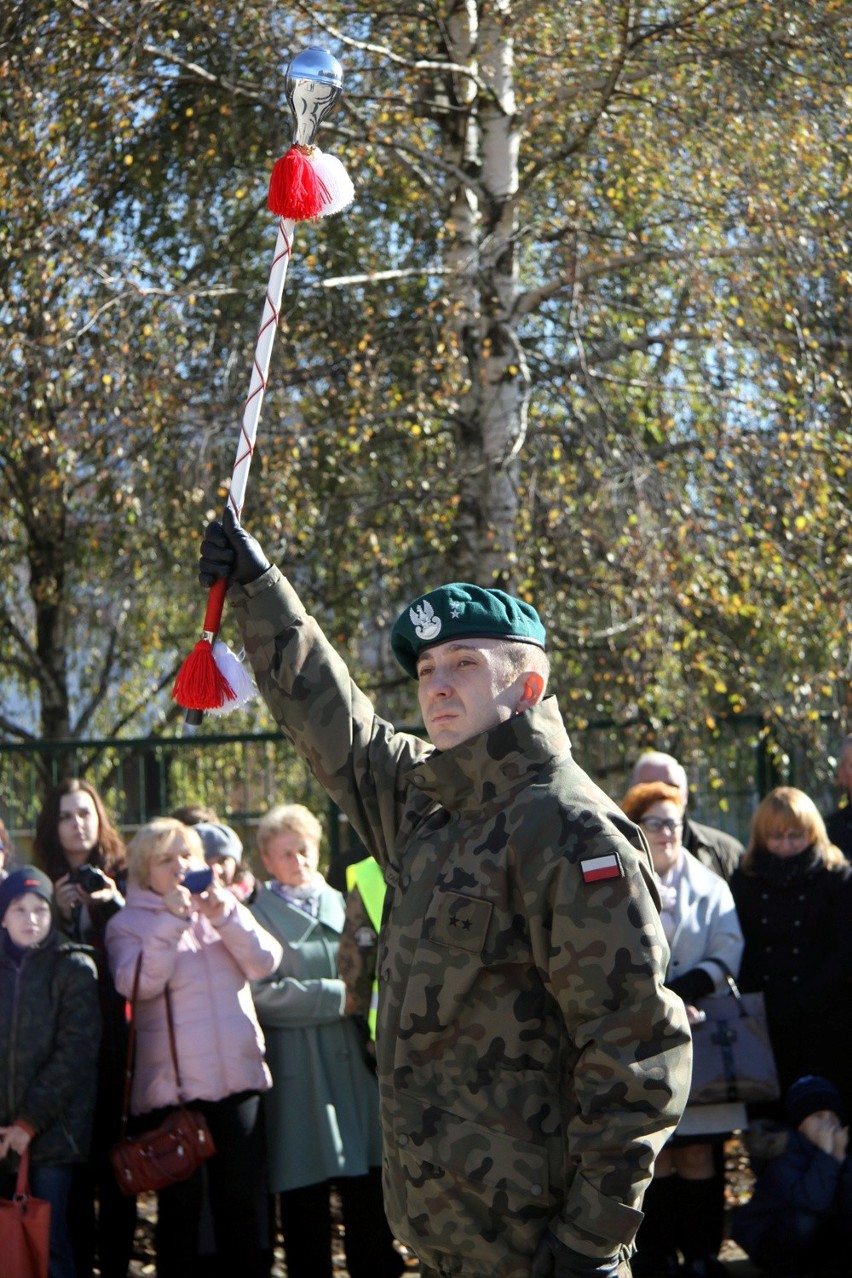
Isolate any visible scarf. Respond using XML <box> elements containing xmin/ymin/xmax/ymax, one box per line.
<box><xmin>752</xmin><ymin>845</ymin><xmax>819</xmax><ymax>887</ymax></box>
<box><xmin>654</xmin><ymin>855</ymin><xmax>683</xmax><ymax>943</ymax></box>
<box><xmin>269</xmin><ymin>873</ymin><xmax>326</xmax><ymax>918</ymax></box>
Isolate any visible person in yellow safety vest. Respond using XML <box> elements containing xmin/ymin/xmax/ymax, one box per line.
<box><xmin>338</xmin><ymin>856</ymin><xmax>386</xmax><ymax>1044</ymax></box>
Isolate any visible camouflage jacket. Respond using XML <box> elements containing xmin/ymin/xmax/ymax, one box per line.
<box><xmin>232</xmin><ymin>568</ymin><xmax>692</xmax><ymax>1278</ymax></box>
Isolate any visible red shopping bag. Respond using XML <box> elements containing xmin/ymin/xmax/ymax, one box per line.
<box><xmin>0</xmin><ymin>1149</ymin><xmax>51</xmax><ymax>1278</ymax></box>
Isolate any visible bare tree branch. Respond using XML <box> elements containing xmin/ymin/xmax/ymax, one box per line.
<box><xmin>514</xmin><ymin>243</ymin><xmax>769</xmax><ymax>317</ymax></box>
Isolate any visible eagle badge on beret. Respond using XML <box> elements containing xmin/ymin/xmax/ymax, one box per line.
<box><xmin>409</xmin><ymin>600</ymin><xmax>442</xmax><ymax>641</ymax></box>
<box><xmin>391</xmin><ymin>582</ymin><xmax>547</xmax><ymax>678</ymax></box>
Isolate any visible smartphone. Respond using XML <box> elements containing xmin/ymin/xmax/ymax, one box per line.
<box><xmin>182</xmin><ymin>867</ymin><xmax>214</xmax><ymax>895</ymax></box>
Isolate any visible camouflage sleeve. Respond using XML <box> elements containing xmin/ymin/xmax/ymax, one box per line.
<box><xmin>229</xmin><ymin>567</ymin><xmax>430</xmax><ymax>864</ymax></box>
<box><xmin>337</xmin><ymin>885</ymin><xmax>377</xmax><ymax>1019</ymax></box>
<box><xmin>522</xmin><ymin>805</ymin><xmax>692</xmax><ymax>1258</ymax></box>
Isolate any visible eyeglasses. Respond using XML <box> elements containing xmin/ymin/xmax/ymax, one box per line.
<box><xmin>640</xmin><ymin>817</ymin><xmax>683</xmax><ymax>835</ymax></box>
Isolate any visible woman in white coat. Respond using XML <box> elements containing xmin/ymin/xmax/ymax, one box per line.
<box><xmin>621</xmin><ymin>782</ymin><xmax>744</xmax><ymax>1278</ymax></box>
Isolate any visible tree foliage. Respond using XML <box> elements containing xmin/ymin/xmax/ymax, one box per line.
<box><xmin>0</xmin><ymin>0</ymin><xmax>849</xmax><ymax>763</ymax></box>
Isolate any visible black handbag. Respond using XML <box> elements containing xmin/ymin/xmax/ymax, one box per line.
<box><xmin>110</xmin><ymin>955</ymin><xmax>216</xmax><ymax>1194</ymax></box>
<box><xmin>687</xmin><ymin>961</ymin><xmax>780</xmax><ymax>1106</ymax></box>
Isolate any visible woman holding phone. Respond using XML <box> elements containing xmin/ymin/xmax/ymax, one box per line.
<box><xmin>106</xmin><ymin>818</ymin><xmax>282</xmax><ymax>1278</ymax></box>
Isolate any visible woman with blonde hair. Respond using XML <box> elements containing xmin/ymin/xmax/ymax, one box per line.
<box><xmin>731</xmin><ymin>786</ymin><xmax>852</xmax><ymax>1117</ymax></box>
<box><xmin>249</xmin><ymin>803</ymin><xmax>403</xmax><ymax>1278</ymax></box>
<box><xmin>106</xmin><ymin>818</ymin><xmax>282</xmax><ymax>1278</ymax></box>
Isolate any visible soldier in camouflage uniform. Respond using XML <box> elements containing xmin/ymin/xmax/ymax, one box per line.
<box><xmin>199</xmin><ymin>512</ymin><xmax>692</xmax><ymax>1278</ymax></box>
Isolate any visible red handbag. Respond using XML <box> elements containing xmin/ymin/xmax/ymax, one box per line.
<box><xmin>110</xmin><ymin>956</ymin><xmax>216</xmax><ymax>1195</ymax></box>
<box><xmin>0</xmin><ymin>1148</ymin><xmax>51</xmax><ymax>1278</ymax></box>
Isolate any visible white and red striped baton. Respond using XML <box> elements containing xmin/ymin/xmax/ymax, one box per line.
<box><xmin>172</xmin><ymin>48</ymin><xmax>353</xmax><ymax>722</ymax></box>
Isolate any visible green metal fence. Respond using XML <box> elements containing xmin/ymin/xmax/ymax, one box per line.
<box><xmin>0</xmin><ymin>713</ymin><xmax>844</xmax><ymax>872</ymax></box>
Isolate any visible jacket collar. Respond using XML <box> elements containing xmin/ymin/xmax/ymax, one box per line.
<box><xmin>253</xmin><ymin>881</ymin><xmax>343</xmax><ymax>941</ymax></box>
<box><xmin>406</xmin><ymin>696</ymin><xmax>571</xmax><ymax>815</ymax></box>
<box><xmin>125</xmin><ymin>883</ymin><xmax>171</xmax><ymax>910</ymax></box>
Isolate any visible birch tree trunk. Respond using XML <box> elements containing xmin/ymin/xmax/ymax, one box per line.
<box><xmin>441</xmin><ymin>0</ymin><xmax>527</xmax><ymax>585</ymax></box>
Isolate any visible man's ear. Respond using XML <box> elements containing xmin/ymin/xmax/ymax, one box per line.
<box><xmin>516</xmin><ymin>671</ymin><xmax>545</xmax><ymax>712</ymax></box>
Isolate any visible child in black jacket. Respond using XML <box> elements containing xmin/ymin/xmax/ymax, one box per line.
<box><xmin>731</xmin><ymin>1075</ymin><xmax>852</xmax><ymax>1277</ymax></box>
<box><xmin>0</xmin><ymin>866</ymin><xmax>101</xmax><ymax>1278</ymax></box>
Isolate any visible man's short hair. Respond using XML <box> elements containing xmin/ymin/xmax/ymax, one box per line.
<box><xmin>630</xmin><ymin>751</ymin><xmax>689</xmax><ymax>800</ymax></box>
<box><xmin>500</xmin><ymin>640</ymin><xmax>551</xmax><ymax>688</ymax></box>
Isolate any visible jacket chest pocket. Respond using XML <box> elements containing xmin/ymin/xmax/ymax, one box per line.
<box><xmin>426</xmin><ymin>892</ymin><xmax>493</xmax><ymax>955</ymax></box>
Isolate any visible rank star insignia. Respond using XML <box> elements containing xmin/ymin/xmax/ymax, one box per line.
<box><xmin>450</xmin><ymin>601</ymin><xmax>463</xmax><ymax>619</ymax></box>
<box><xmin>449</xmin><ymin>914</ymin><xmax>472</xmax><ymax>930</ymax></box>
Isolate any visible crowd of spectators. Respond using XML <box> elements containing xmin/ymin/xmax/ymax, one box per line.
<box><xmin>1</xmin><ymin>734</ymin><xmax>851</xmax><ymax>1278</ymax></box>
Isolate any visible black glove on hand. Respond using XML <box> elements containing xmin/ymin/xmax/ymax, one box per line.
<box><xmin>198</xmin><ymin>507</ymin><xmax>271</xmax><ymax>588</ymax></box>
<box><xmin>531</xmin><ymin>1231</ymin><xmax>620</xmax><ymax>1278</ymax></box>
<box><xmin>668</xmin><ymin>966</ymin><xmax>715</xmax><ymax>1004</ymax></box>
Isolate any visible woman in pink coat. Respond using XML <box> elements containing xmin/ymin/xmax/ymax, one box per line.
<box><xmin>106</xmin><ymin>818</ymin><xmax>282</xmax><ymax>1278</ymax></box>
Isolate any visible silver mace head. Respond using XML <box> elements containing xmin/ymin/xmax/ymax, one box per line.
<box><xmin>286</xmin><ymin>47</ymin><xmax>344</xmax><ymax>149</ymax></box>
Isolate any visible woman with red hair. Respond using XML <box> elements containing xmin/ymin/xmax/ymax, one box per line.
<box><xmin>621</xmin><ymin>781</ymin><xmax>743</xmax><ymax>1278</ymax></box>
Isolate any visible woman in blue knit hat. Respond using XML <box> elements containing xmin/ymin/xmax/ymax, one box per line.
<box><xmin>0</xmin><ymin>866</ymin><xmax>101</xmax><ymax>1278</ymax></box>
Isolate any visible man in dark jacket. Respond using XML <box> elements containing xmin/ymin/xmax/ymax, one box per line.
<box><xmin>0</xmin><ymin>866</ymin><xmax>102</xmax><ymax>1276</ymax></box>
<box><xmin>824</xmin><ymin>734</ymin><xmax>852</xmax><ymax>860</ymax></box>
<box><xmin>199</xmin><ymin>512</ymin><xmax>692</xmax><ymax>1278</ymax></box>
<box><xmin>629</xmin><ymin>752</ymin><xmax>742</xmax><ymax>880</ymax></box>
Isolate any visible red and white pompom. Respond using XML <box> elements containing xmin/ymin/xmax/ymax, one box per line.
<box><xmin>268</xmin><ymin>144</ymin><xmax>353</xmax><ymax>220</ymax></box>
<box><xmin>310</xmin><ymin>148</ymin><xmax>355</xmax><ymax>216</ymax></box>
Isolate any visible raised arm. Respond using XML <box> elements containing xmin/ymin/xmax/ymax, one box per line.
<box><xmin>200</xmin><ymin>511</ymin><xmax>430</xmax><ymax>862</ymax></box>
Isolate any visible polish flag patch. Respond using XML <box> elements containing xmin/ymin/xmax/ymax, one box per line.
<box><xmin>580</xmin><ymin>853</ymin><xmax>623</xmax><ymax>883</ymax></box>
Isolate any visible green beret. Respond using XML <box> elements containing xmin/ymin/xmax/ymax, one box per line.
<box><xmin>390</xmin><ymin>583</ymin><xmax>546</xmax><ymax>679</ymax></box>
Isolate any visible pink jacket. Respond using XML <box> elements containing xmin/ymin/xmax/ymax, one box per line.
<box><xmin>106</xmin><ymin>885</ymin><xmax>283</xmax><ymax>1114</ymax></box>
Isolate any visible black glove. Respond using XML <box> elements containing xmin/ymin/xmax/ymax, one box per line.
<box><xmin>531</xmin><ymin>1231</ymin><xmax>620</xmax><ymax>1278</ymax></box>
<box><xmin>198</xmin><ymin>507</ymin><xmax>271</xmax><ymax>588</ymax></box>
<box><xmin>668</xmin><ymin>967</ymin><xmax>715</xmax><ymax>1004</ymax></box>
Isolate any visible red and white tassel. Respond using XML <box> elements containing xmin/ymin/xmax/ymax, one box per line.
<box><xmin>172</xmin><ymin>639</ymin><xmax>236</xmax><ymax>713</ymax></box>
<box><xmin>267</xmin><ymin>144</ymin><xmax>353</xmax><ymax>220</ymax></box>
<box><xmin>268</xmin><ymin>145</ymin><xmax>330</xmax><ymax>220</ymax></box>
<box><xmin>310</xmin><ymin>149</ymin><xmax>355</xmax><ymax>216</ymax></box>
<box><xmin>208</xmin><ymin>642</ymin><xmax>256</xmax><ymax>714</ymax></box>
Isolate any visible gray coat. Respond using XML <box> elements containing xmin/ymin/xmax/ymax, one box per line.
<box><xmin>249</xmin><ymin>882</ymin><xmax>383</xmax><ymax>1192</ymax></box>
